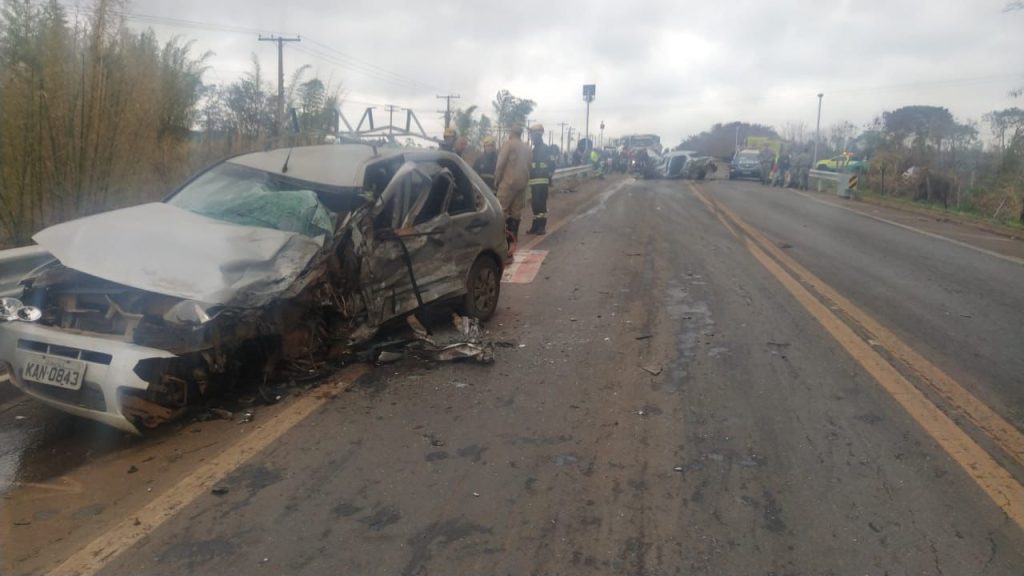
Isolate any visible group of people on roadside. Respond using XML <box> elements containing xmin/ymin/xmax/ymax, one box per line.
<box><xmin>440</xmin><ymin>123</ymin><xmax>556</xmax><ymax>258</ymax></box>
<box><xmin>759</xmin><ymin>145</ymin><xmax>813</xmax><ymax>190</ymax></box>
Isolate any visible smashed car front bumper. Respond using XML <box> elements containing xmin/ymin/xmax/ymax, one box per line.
<box><xmin>0</xmin><ymin>322</ymin><xmax>175</xmax><ymax>434</ymax></box>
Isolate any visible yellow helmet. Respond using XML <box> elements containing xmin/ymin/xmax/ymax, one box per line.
<box><xmin>482</xmin><ymin>136</ymin><xmax>495</xmax><ymax>146</ymax></box>
<box><xmin>529</xmin><ymin>123</ymin><xmax>544</xmax><ymax>133</ymax></box>
<box><xmin>443</xmin><ymin>127</ymin><xmax>456</xmax><ymax>138</ymax></box>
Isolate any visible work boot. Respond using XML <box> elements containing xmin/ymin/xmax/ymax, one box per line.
<box><xmin>532</xmin><ymin>218</ymin><xmax>547</xmax><ymax>235</ymax></box>
<box><xmin>526</xmin><ymin>219</ymin><xmax>539</xmax><ymax>235</ymax></box>
<box><xmin>506</xmin><ymin>218</ymin><xmax>521</xmax><ymax>238</ymax></box>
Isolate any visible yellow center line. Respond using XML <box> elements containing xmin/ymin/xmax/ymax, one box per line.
<box><xmin>697</xmin><ymin>183</ymin><xmax>1024</xmax><ymax>469</ymax></box>
<box><xmin>687</xmin><ymin>181</ymin><xmax>1024</xmax><ymax>530</ymax></box>
<box><xmin>52</xmin><ymin>365</ymin><xmax>369</xmax><ymax>576</ymax></box>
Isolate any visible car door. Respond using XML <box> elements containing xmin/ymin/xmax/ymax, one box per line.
<box><xmin>361</xmin><ymin>161</ymin><xmax>457</xmax><ymax>323</ymax></box>
<box><xmin>438</xmin><ymin>159</ymin><xmax>492</xmax><ymax>283</ymax></box>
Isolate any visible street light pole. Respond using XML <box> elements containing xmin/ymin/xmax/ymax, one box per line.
<box><xmin>813</xmin><ymin>93</ymin><xmax>824</xmax><ymax>166</ymax></box>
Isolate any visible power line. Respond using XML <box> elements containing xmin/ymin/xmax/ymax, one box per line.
<box><xmin>291</xmin><ymin>44</ymin><xmax>428</xmax><ymax>94</ymax></box>
<box><xmin>45</xmin><ymin>1</ymin><xmax>436</xmax><ymax>94</ymax></box>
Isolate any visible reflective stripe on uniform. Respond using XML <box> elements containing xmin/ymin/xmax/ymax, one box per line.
<box><xmin>533</xmin><ymin>213</ymin><xmax>547</xmax><ymax>218</ymax></box>
<box><xmin>528</xmin><ymin>178</ymin><xmax>550</xmax><ymax>186</ymax></box>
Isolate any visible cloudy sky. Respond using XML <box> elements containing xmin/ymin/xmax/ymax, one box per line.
<box><xmin>123</xmin><ymin>0</ymin><xmax>1023</xmax><ymax>146</ymax></box>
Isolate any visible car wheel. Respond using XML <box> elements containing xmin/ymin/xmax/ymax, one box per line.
<box><xmin>816</xmin><ymin>164</ymin><xmax>827</xmax><ymax>171</ymax></box>
<box><xmin>463</xmin><ymin>255</ymin><xmax>500</xmax><ymax>321</ymax></box>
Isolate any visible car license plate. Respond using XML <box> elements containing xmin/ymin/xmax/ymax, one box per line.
<box><xmin>23</xmin><ymin>353</ymin><xmax>86</xmax><ymax>391</ymax></box>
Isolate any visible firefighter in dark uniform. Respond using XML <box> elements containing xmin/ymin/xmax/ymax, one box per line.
<box><xmin>472</xmin><ymin>135</ymin><xmax>498</xmax><ymax>190</ymax></box>
<box><xmin>527</xmin><ymin>123</ymin><xmax>555</xmax><ymax>235</ymax></box>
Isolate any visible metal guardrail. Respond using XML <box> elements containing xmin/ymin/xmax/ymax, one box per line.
<box><xmin>552</xmin><ymin>165</ymin><xmax>593</xmax><ymax>181</ymax></box>
<box><xmin>808</xmin><ymin>168</ymin><xmax>838</xmax><ymax>183</ymax></box>
<box><xmin>0</xmin><ymin>245</ymin><xmax>54</xmax><ymax>298</ymax></box>
<box><xmin>809</xmin><ymin>168</ymin><xmax>859</xmax><ymax>198</ymax></box>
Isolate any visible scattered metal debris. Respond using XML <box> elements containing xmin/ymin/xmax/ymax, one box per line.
<box><xmin>641</xmin><ymin>366</ymin><xmax>663</xmax><ymax>376</ymax></box>
<box><xmin>209</xmin><ymin>408</ymin><xmax>234</xmax><ymax>421</ymax></box>
<box><xmin>238</xmin><ymin>410</ymin><xmax>254</xmax><ymax>424</ymax></box>
<box><xmin>211</xmin><ymin>486</ymin><xmax>230</xmax><ymax>495</ymax></box>
<box><xmin>127</xmin><ymin>465</ymin><xmax>138</xmax><ymax>474</ymax></box>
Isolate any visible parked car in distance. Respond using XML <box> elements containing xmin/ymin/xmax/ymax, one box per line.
<box><xmin>815</xmin><ymin>153</ymin><xmax>865</xmax><ymax>172</ymax></box>
<box><xmin>729</xmin><ymin>149</ymin><xmax>762</xmax><ymax>180</ymax></box>
<box><xmin>0</xmin><ymin>144</ymin><xmax>507</xmax><ymax>433</ymax></box>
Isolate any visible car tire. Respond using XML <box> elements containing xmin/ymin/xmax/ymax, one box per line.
<box><xmin>816</xmin><ymin>164</ymin><xmax>827</xmax><ymax>171</ymax></box>
<box><xmin>463</xmin><ymin>255</ymin><xmax>500</xmax><ymax>321</ymax></box>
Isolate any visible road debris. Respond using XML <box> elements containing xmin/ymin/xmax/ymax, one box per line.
<box><xmin>641</xmin><ymin>366</ymin><xmax>663</xmax><ymax>376</ymax></box>
<box><xmin>635</xmin><ymin>334</ymin><xmax>653</xmax><ymax>340</ymax></box>
<box><xmin>472</xmin><ymin>492</ymin><xmax>481</xmax><ymax>497</ymax></box>
<box><xmin>238</xmin><ymin>410</ymin><xmax>254</xmax><ymax>424</ymax></box>
<box><xmin>209</xmin><ymin>408</ymin><xmax>234</xmax><ymax>421</ymax></box>
<box><xmin>673</xmin><ymin>465</ymin><xmax>684</xmax><ymax>472</ymax></box>
<box><xmin>211</xmin><ymin>486</ymin><xmax>230</xmax><ymax>496</ymax></box>
<box><xmin>127</xmin><ymin>465</ymin><xmax>138</xmax><ymax>474</ymax></box>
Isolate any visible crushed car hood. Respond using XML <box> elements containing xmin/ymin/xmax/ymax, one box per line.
<box><xmin>33</xmin><ymin>203</ymin><xmax>324</xmax><ymax>305</ymax></box>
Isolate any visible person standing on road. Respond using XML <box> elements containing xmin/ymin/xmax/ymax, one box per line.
<box><xmin>440</xmin><ymin>127</ymin><xmax>457</xmax><ymax>152</ymax></box>
<box><xmin>774</xmin><ymin>149</ymin><xmax>791</xmax><ymax>187</ymax></box>
<box><xmin>454</xmin><ymin>136</ymin><xmax>470</xmax><ymax>160</ymax></box>
<box><xmin>494</xmin><ymin>125</ymin><xmax>531</xmax><ymax>250</ymax></box>
<box><xmin>472</xmin><ymin>136</ymin><xmax>498</xmax><ymax>190</ymax></box>
<box><xmin>527</xmin><ymin>124</ymin><xmax>555</xmax><ymax>235</ymax></box>
<box><xmin>795</xmin><ymin>146</ymin><xmax>812</xmax><ymax>190</ymax></box>
<box><xmin>759</xmin><ymin>147</ymin><xmax>775</xmax><ymax>186</ymax></box>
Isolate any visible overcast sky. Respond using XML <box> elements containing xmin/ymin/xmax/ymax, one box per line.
<box><xmin>125</xmin><ymin>0</ymin><xmax>1024</xmax><ymax>146</ymax></box>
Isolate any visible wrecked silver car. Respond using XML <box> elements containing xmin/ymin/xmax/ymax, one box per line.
<box><xmin>651</xmin><ymin>150</ymin><xmax>718</xmax><ymax>180</ymax></box>
<box><xmin>0</xmin><ymin>145</ymin><xmax>506</xmax><ymax>433</ymax></box>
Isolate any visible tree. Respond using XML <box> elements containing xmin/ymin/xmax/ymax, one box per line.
<box><xmin>678</xmin><ymin>122</ymin><xmax>780</xmax><ymax>158</ymax></box>
<box><xmin>983</xmin><ymin>107</ymin><xmax>1024</xmax><ymax>150</ymax></box>
<box><xmin>0</xmin><ymin>0</ymin><xmax>212</xmax><ymax>247</ymax></box>
<box><xmin>491</xmin><ymin>89</ymin><xmax>535</xmax><ymax>142</ymax></box>
<box><xmin>827</xmin><ymin>121</ymin><xmax>858</xmax><ymax>154</ymax></box>
<box><xmin>452</xmin><ymin>105</ymin><xmax>479</xmax><ymax>142</ymax></box>
<box><xmin>882</xmin><ymin>105</ymin><xmax>956</xmax><ymax>150</ymax></box>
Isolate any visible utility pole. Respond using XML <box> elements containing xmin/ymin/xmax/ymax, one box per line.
<box><xmin>583</xmin><ymin>85</ymin><xmax>596</xmax><ymax>153</ymax></box>
<box><xmin>384</xmin><ymin>105</ymin><xmax>400</xmax><ymax>136</ymax></box>
<box><xmin>557</xmin><ymin>122</ymin><xmax>568</xmax><ymax>154</ymax></box>
<box><xmin>258</xmin><ymin>34</ymin><xmax>301</xmax><ymax>135</ymax></box>
<box><xmin>436</xmin><ymin>94</ymin><xmax>460</xmax><ymax>130</ymax></box>
<box><xmin>567</xmin><ymin>127</ymin><xmax>575</xmax><ymax>155</ymax></box>
<box><xmin>813</xmin><ymin>93</ymin><xmax>824</xmax><ymax>166</ymax></box>
<box><xmin>600</xmin><ymin>121</ymin><xmax>605</xmax><ymax>149</ymax></box>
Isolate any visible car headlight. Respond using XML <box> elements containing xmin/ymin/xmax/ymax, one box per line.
<box><xmin>0</xmin><ymin>297</ymin><xmax>42</xmax><ymax>323</ymax></box>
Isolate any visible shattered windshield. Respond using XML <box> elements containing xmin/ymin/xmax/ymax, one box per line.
<box><xmin>168</xmin><ymin>163</ymin><xmax>336</xmax><ymax>240</ymax></box>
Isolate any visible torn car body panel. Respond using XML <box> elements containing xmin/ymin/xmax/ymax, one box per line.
<box><xmin>0</xmin><ymin>144</ymin><xmax>506</xmax><ymax>433</ymax></box>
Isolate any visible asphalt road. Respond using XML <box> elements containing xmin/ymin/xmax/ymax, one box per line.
<box><xmin>5</xmin><ymin>174</ymin><xmax>1024</xmax><ymax>575</ymax></box>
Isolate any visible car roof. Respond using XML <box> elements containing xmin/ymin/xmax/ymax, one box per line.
<box><xmin>227</xmin><ymin>144</ymin><xmax>408</xmax><ymax>188</ymax></box>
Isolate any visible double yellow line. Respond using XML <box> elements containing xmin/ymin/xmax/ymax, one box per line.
<box><xmin>688</xmin><ymin>181</ymin><xmax>1024</xmax><ymax>529</ymax></box>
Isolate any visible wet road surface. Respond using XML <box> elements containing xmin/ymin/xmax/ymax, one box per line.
<box><xmin>4</xmin><ymin>175</ymin><xmax>1024</xmax><ymax>575</ymax></box>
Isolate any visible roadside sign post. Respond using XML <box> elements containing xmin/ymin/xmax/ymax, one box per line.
<box><xmin>583</xmin><ymin>84</ymin><xmax>596</xmax><ymax>154</ymax></box>
<box><xmin>838</xmin><ymin>171</ymin><xmax>858</xmax><ymax>199</ymax></box>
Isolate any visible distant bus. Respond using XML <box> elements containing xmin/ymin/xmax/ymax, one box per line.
<box><xmin>622</xmin><ymin>134</ymin><xmax>662</xmax><ymax>153</ymax></box>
